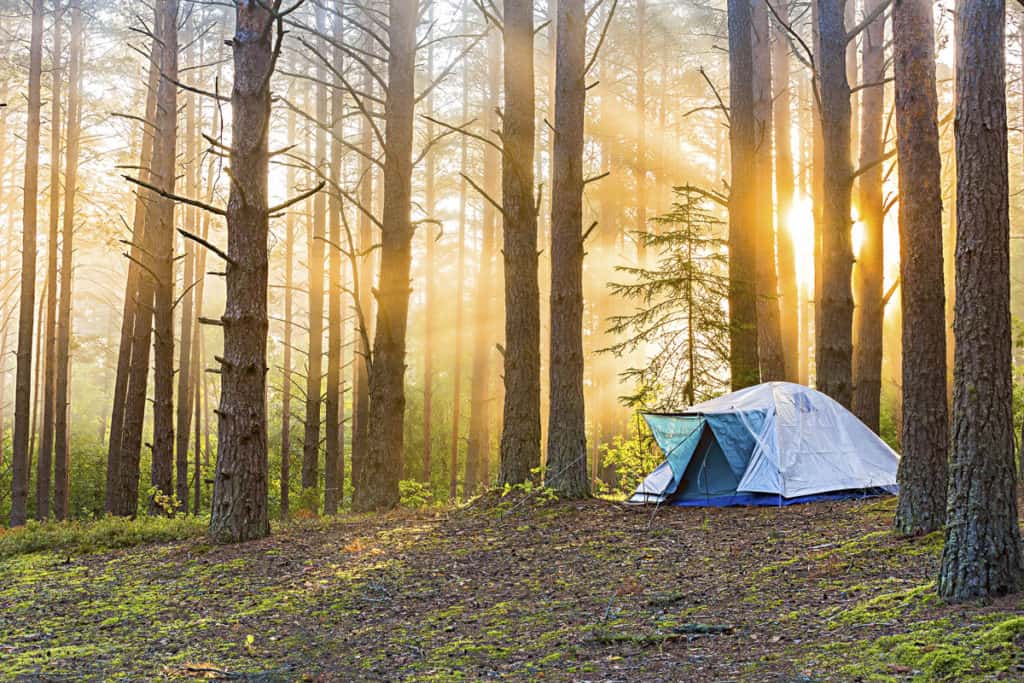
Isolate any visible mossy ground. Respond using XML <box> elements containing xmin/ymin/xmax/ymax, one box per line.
<box><xmin>1</xmin><ymin>492</ymin><xmax>1022</xmax><ymax>681</ymax></box>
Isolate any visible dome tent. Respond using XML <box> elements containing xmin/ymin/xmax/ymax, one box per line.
<box><xmin>628</xmin><ymin>382</ymin><xmax>899</xmax><ymax>506</ymax></box>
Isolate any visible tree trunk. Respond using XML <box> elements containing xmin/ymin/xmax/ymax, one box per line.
<box><xmin>53</xmin><ymin>0</ymin><xmax>82</xmax><ymax>521</ymax></box>
<box><xmin>208</xmin><ymin>0</ymin><xmax>277</xmax><ymax>544</ymax></box>
<box><xmin>148</xmin><ymin>0</ymin><xmax>180</xmax><ymax>515</ymax></box>
<box><xmin>498</xmin><ymin>0</ymin><xmax>542</xmax><ymax>486</ymax></box>
<box><xmin>175</xmin><ymin>58</ymin><xmax>199</xmax><ymax>516</ymax></box>
<box><xmin>353</xmin><ymin>0</ymin><xmax>417</xmax><ymax>512</ymax></box>
<box><xmin>465</xmin><ymin>31</ymin><xmax>501</xmax><ymax>497</ymax></box>
<box><xmin>422</xmin><ymin>42</ymin><xmax>435</xmax><ymax>486</ymax></box>
<box><xmin>10</xmin><ymin>0</ymin><xmax>45</xmax><ymax>527</ymax></box>
<box><xmin>545</xmin><ymin>0</ymin><xmax>589</xmax><ymax>499</ymax></box>
<box><xmin>450</xmin><ymin>77</ymin><xmax>469</xmax><ymax>501</ymax></box>
<box><xmin>281</xmin><ymin>105</ymin><xmax>296</xmax><ymax>519</ymax></box>
<box><xmin>350</xmin><ymin>29</ymin><xmax>376</xmax><ymax>502</ymax></box>
<box><xmin>635</xmin><ymin>0</ymin><xmax>647</xmax><ymax>265</ymax></box>
<box><xmin>851</xmin><ymin>0</ymin><xmax>886</xmax><ymax>431</ymax></box>
<box><xmin>106</xmin><ymin>24</ymin><xmax>162</xmax><ymax>515</ymax></box>
<box><xmin>891</xmin><ymin>0</ymin><xmax>946</xmax><ymax>536</ymax></box>
<box><xmin>814</xmin><ymin>0</ymin><xmax>853</xmax><ymax>407</ymax></box>
<box><xmin>303</xmin><ymin>18</ymin><xmax>327</xmax><ymax>513</ymax></box>
<box><xmin>727</xmin><ymin>0</ymin><xmax>759</xmax><ymax>390</ymax></box>
<box><xmin>752</xmin><ymin>0</ymin><xmax>785</xmax><ymax>382</ymax></box>
<box><xmin>771</xmin><ymin>1</ymin><xmax>798</xmax><ymax>383</ymax></box>
<box><xmin>324</xmin><ymin>7</ymin><xmax>345</xmax><ymax>515</ymax></box>
<box><xmin>938</xmin><ymin>0</ymin><xmax>1024</xmax><ymax>601</ymax></box>
<box><xmin>37</xmin><ymin>0</ymin><xmax>63</xmax><ymax>520</ymax></box>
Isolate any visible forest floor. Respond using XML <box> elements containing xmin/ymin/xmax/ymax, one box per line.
<box><xmin>1</xmin><ymin>491</ymin><xmax>1023</xmax><ymax>682</ymax></box>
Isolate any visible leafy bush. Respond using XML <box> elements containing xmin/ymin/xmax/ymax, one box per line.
<box><xmin>399</xmin><ymin>479</ymin><xmax>433</xmax><ymax>509</ymax></box>
<box><xmin>0</xmin><ymin>514</ymin><xmax>207</xmax><ymax>560</ymax></box>
<box><xmin>597</xmin><ymin>430</ymin><xmax>659</xmax><ymax>497</ymax></box>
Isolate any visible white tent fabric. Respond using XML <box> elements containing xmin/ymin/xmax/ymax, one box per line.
<box><xmin>640</xmin><ymin>382</ymin><xmax>899</xmax><ymax>501</ymax></box>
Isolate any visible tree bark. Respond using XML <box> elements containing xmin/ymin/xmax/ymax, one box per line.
<box><xmin>324</xmin><ymin>5</ymin><xmax>345</xmax><ymax>515</ymax></box>
<box><xmin>10</xmin><ymin>0</ymin><xmax>46</xmax><ymax>527</ymax></box>
<box><xmin>814</xmin><ymin>0</ymin><xmax>853</xmax><ymax>407</ymax></box>
<box><xmin>303</xmin><ymin>16</ymin><xmax>328</xmax><ymax>513</ymax></box>
<box><xmin>148</xmin><ymin>0</ymin><xmax>180</xmax><ymax>515</ymax></box>
<box><xmin>938</xmin><ymin>0</ymin><xmax>1024</xmax><ymax>601</ymax></box>
<box><xmin>891</xmin><ymin>0</ymin><xmax>946</xmax><ymax>537</ymax></box>
<box><xmin>422</xmin><ymin>38</ymin><xmax>436</xmax><ymax>486</ymax></box>
<box><xmin>770</xmin><ymin>1</ymin><xmax>798</xmax><ymax>383</ymax></box>
<box><xmin>350</xmin><ymin>29</ymin><xmax>376</xmax><ymax>503</ymax></box>
<box><xmin>851</xmin><ymin>0</ymin><xmax>886</xmax><ymax>431</ymax></box>
<box><xmin>208</xmin><ymin>0</ymin><xmax>278</xmax><ymax>544</ymax></box>
<box><xmin>53</xmin><ymin>0</ymin><xmax>82</xmax><ymax>521</ymax></box>
<box><xmin>106</xmin><ymin>22</ymin><xmax>162</xmax><ymax>516</ymax></box>
<box><xmin>465</xmin><ymin>32</ymin><xmax>502</xmax><ymax>497</ymax></box>
<box><xmin>727</xmin><ymin>0</ymin><xmax>759</xmax><ymax>390</ymax></box>
<box><xmin>281</xmin><ymin>105</ymin><xmax>296</xmax><ymax>519</ymax></box>
<box><xmin>450</xmin><ymin>72</ymin><xmax>469</xmax><ymax>501</ymax></box>
<box><xmin>752</xmin><ymin>0</ymin><xmax>785</xmax><ymax>382</ymax></box>
<box><xmin>498</xmin><ymin>0</ymin><xmax>542</xmax><ymax>486</ymax></box>
<box><xmin>37</xmin><ymin>0</ymin><xmax>63</xmax><ymax>520</ymax></box>
<box><xmin>545</xmin><ymin>0</ymin><xmax>589</xmax><ymax>499</ymax></box>
<box><xmin>352</xmin><ymin>0</ymin><xmax>417</xmax><ymax>512</ymax></box>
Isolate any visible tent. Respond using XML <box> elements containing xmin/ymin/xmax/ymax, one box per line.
<box><xmin>628</xmin><ymin>382</ymin><xmax>899</xmax><ymax>506</ymax></box>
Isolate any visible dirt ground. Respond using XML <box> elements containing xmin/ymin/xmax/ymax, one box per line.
<box><xmin>1</xmin><ymin>492</ymin><xmax>1022</xmax><ymax>681</ymax></box>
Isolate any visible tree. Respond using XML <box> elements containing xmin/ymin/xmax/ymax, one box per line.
<box><xmin>148</xmin><ymin>0</ymin><xmax>180</xmax><ymax>515</ymax></box>
<box><xmin>851</xmin><ymin>0</ymin><xmax>886</xmax><ymax>431</ymax></box>
<box><xmin>545</xmin><ymin>0</ymin><xmax>588</xmax><ymax>498</ymax></box>
<box><xmin>53</xmin><ymin>0</ymin><xmax>83</xmax><ymax>521</ymax></box>
<box><xmin>324</xmin><ymin>3</ymin><xmax>345</xmax><ymax>516</ymax></box>
<box><xmin>771</xmin><ymin>0</ymin><xmax>798</xmax><ymax>383</ymax></box>
<box><xmin>891</xmin><ymin>0</ymin><xmax>947</xmax><ymax>537</ymax></box>
<box><xmin>752</xmin><ymin>0</ymin><xmax>784</xmax><ymax>382</ymax></box>
<box><xmin>497</xmin><ymin>0</ymin><xmax>541</xmax><ymax>486</ymax></box>
<box><xmin>814</xmin><ymin>0</ymin><xmax>853</xmax><ymax>407</ymax></box>
<box><xmin>10</xmin><ymin>0</ymin><xmax>45</xmax><ymax>527</ymax></box>
<box><xmin>726</xmin><ymin>0</ymin><xmax>759</xmax><ymax>391</ymax></box>
<box><xmin>353</xmin><ymin>0</ymin><xmax>418</xmax><ymax>512</ymax></box>
<box><xmin>464</xmin><ymin>31</ymin><xmax>502</xmax><ymax>497</ymax></box>
<box><xmin>606</xmin><ymin>187</ymin><xmax>731</xmax><ymax>409</ymax></box>
<box><xmin>208</xmin><ymin>0</ymin><xmax>288</xmax><ymax>544</ymax></box>
<box><xmin>303</xmin><ymin>10</ymin><xmax>328</xmax><ymax>513</ymax></box>
<box><xmin>938</xmin><ymin>0</ymin><xmax>1024</xmax><ymax>601</ymax></box>
<box><xmin>38</xmin><ymin>0</ymin><xmax>63</xmax><ymax>520</ymax></box>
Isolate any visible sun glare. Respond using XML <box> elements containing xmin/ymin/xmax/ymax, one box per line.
<box><xmin>787</xmin><ymin>195</ymin><xmax>816</xmax><ymax>289</ymax></box>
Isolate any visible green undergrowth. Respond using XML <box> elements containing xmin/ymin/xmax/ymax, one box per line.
<box><xmin>822</xmin><ymin>612</ymin><xmax>1024</xmax><ymax>681</ymax></box>
<box><xmin>0</xmin><ymin>514</ymin><xmax>208</xmax><ymax>559</ymax></box>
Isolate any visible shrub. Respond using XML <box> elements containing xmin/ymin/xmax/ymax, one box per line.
<box><xmin>0</xmin><ymin>514</ymin><xmax>208</xmax><ymax>560</ymax></box>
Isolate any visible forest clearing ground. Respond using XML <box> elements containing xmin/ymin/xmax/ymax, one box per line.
<box><xmin>1</xmin><ymin>491</ymin><xmax>1022</xmax><ymax>682</ymax></box>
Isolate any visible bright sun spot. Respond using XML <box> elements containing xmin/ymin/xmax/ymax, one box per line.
<box><xmin>787</xmin><ymin>195</ymin><xmax>816</xmax><ymax>288</ymax></box>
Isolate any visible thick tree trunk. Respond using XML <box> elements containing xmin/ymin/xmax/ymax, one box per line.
<box><xmin>498</xmin><ymin>0</ymin><xmax>542</xmax><ymax>485</ymax></box>
<box><xmin>303</xmin><ymin>22</ymin><xmax>327</xmax><ymax>513</ymax></box>
<box><xmin>545</xmin><ymin>0</ymin><xmax>588</xmax><ymax>499</ymax></box>
<box><xmin>851</xmin><ymin>0</ymin><xmax>886</xmax><ymax>431</ymax></box>
<box><xmin>208</xmin><ymin>0</ymin><xmax>277</xmax><ymax>544</ymax></box>
<box><xmin>148</xmin><ymin>0</ymin><xmax>180</xmax><ymax>515</ymax></box>
<box><xmin>465</xmin><ymin>32</ymin><xmax>501</xmax><ymax>497</ymax></box>
<box><xmin>771</xmin><ymin>1</ymin><xmax>798</xmax><ymax>383</ymax></box>
<box><xmin>53</xmin><ymin>0</ymin><xmax>82</xmax><ymax>521</ymax></box>
<box><xmin>891</xmin><ymin>0</ymin><xmax>947</xmax><ymax>536</ymax></box>
<box><xmin>938</xmin><ymin>0</ymin><xmax>1024</xmax><ymax>600</ymax></box>
<box><xmin>815</xmin><ymin>0</ymin><xmax>853</xmax><ymax>407</ymax></box>
<box><xmin>353</xmin><ymin>0</ymin><xmax>417</xmax><ymax>512</ymax></box>
<box><xmin>106</xmin><ymin>28</ymin><xmax>162</xmax><ymax>515</ymax></box>
<box><xmin>727</xmin><ymin>0</ymin><xmax>759</xmax><ymax>390</ymax></box>
<box><xmin>752</xmin><ymin>0</ymin><xmax>784</xmax><ymax>382</ymax></box>
<box><xmin>10</xmin><ymin>0</ymin><xmax>45</xmax><ymax>527</ymax></box>
<box><xmin>38</xmin><ymin>1</ymin><xmax>63</xmax><ymax>520</ymax></box>
<box><xmin>324</xmin><ymin>8</ymin><xmax>345</xmax><ymax>515</ymax></box>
